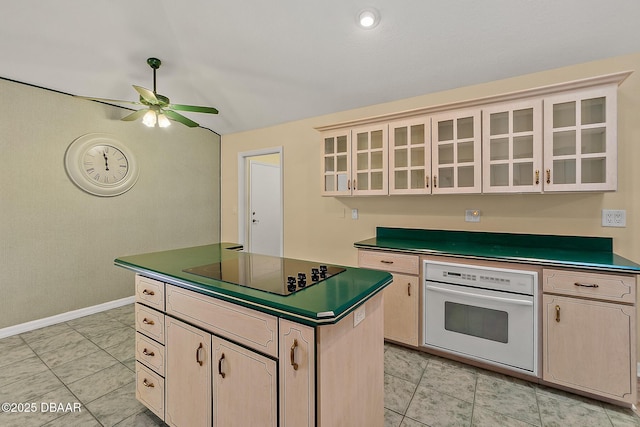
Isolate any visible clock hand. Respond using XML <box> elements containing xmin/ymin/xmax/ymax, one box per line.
<box><xmin>103</xmin><ymin>152</ymin><xmax>110</xmax><ymax>171</ymax></box>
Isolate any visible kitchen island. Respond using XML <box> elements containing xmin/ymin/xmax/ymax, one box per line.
<box><xmin>115</xmin><ymin>243</ymin><xmax>392</xmax><ymax>427</ymax></box>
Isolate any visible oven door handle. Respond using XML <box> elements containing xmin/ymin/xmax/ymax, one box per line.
<box><xmin>426</xmin><ymin>284</ymin><xmax>533</xmax><ymax>306</ymax></box>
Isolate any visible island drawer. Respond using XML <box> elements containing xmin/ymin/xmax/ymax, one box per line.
<box><xmin>136</xmin><ymin>362</ymin><xmax>165</xmax><ymax>420</ymax></box>
<box><xmin>166</xmin><ymin>285</ymin><xmax>278</xmax><ymax>358</ymax></box>
<box><xmin>136</xmin><ymin>332</ymin><xmax>165</xmax><ymax>376</ymax></box>
<box><xmin>543</xmin><ymin>268</ymin><xmax>636</xmax><ymax>304</ymax></box>
<box><xmin>136</xmin><ymin>303</ymin><xmax>165</xmax><ymax>344</ymax></box>
<box><xmin>135</xmin><ymin>275</ymin><xmax>165</xmax><ymax>311</ymax></box>
<box><xmin>358</xmin><ymin>250</ymin><xmax>419</xmax><ymax>275</ymax></box>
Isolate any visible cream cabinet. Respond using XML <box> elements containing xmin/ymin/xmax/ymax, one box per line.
<box><xmin>543</xmin><ymin>84</ymin><xmax>618</xmax><ymax>191</ymax></box>
<box><xmin>388</xmin><ymin>117</ymin><xmax>431</xmax><ymax>194</ymax></box>
<box><xmin>542</xmin><ymin>268</ymin><xmax>636</xmax><ymax>404</ymax></box>
<box><xmin>430</xmin><ymin>108</ymin><xmax>482</xmax><ymax>194</ymax></box>
<box><xmin>482</xmin><ymin>99</ymin><xmax>543</xmax><ymax>193</ymax></box>
<box><xmin>358</xmin><ymin>250</ymin><xmax>420</xmax><ymax>346</ymax></box>
<box><xmin>165</xmin><ymin>317</ymin><xmax>211</xmax><ymax>427</ymax></box>
<box><xmin>212</xmin><ymin>336</ymin><xmax>277</xmax><ymax>426</ymax></box>
<box><xmin>321</xmin><ymin>129</ymin><xmax>351</xmax><ymax>196</ymax></box>
<box><xmin>351</xmin><ymin>124</ymin><xmax>388</xmax><ymax>195</ymax></box>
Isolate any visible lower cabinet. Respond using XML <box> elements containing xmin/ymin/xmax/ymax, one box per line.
<box><xmin>358</xmin><ymin>250</ymin><xmax>420</xmax><ymax>346</ymax></box>
<box><xmin>165</xmin><ymin>317</ymin><xmax>212</xmax><ymax>427</ymax></box>
<box><xmin>542</xmin><ymin>268</ymin><xmax>637</xmax><ymax>404</ymax></box>
<box><xmin>133</xmin><ymin>275</ymin><xmax>385</xmax><ymax>426</ymax></box>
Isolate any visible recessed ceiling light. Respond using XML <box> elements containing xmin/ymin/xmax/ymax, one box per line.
<box><xmin>357</xmin><ymin>8</ymin><xmax>380</xmax><ymax>29</ymax></box>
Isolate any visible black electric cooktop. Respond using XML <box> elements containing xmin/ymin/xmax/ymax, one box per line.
<box><xmin>183</xmin><ymin>252</ymin><xmax>345</xmax><ymax>296</ymax></box>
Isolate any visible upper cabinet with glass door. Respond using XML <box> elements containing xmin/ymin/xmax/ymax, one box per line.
<box><xmin>431</xmin><ymin>109</ymin><xmax>482</xmax><ymax>194</ymax></box>
<box><xmin>389</xmin><ymin>117</ymin><xmax>431</xmax><ymax>195</ymax></box>
<box><xmin>351</xmin><ymin>124</ymin><xmax>388</xmax><ymax>196</ymax></box>
<box><xmin>482</xmin><ymin>100</ymin><xmax>543</xmax><ymax>193</ymax></box>
<box><xmin>543</xmin><ymin>84</ymin><xmax>617</xmax><ymax>192</ymax></box>
<box><xmin>322</xmin><ymin>130</ymin><xmax>351</xmax><ymax>196</ymax></box>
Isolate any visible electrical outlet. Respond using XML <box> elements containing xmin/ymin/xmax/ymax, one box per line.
<box><xmin>602</xmin><ymin>209</ymin><xmax>626</xmax><ymax>227</ymax></box>
<box><xmin>465</xmin><ymin>209</ymin><xmax>481</xmax><ymax>223</ymax></box>
<box><xmin>351</xmin><ymin>209</ymin><xmax>359</xmax><ymax>220</ymax></box>
<box><xmin>353</xmin><ymin>305</ymin><xmax>366</xmax><ymax>327</ymax></box>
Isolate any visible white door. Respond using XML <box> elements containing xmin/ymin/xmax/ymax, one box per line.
<box><xmin>249</xmin><ymin>161</ymin><xmax>282</xmax><ymax>256</ymax></box>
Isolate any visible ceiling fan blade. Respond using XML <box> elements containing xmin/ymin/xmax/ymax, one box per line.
<box><xmin>121</xmin><ymin>109</ymin><xmax>149</xmax><ymax>122</ymax></box>
<box><xmin>76</xmin><ymin>95</ymin><xmax>143</xmax><ymax>106</ymax></box>
<box><xmin>133</xmin><ymin>85</ymin><xmax>159</xmax><ymax>104</ymax></box>
<box><xmin>169</xmin><ymin>104</ymin><xmax>219</xmax><ymax>114</ymax></box>
<box><xmin>164</xmin><ymin>110</ymin><xmax>200</xmax><ymax>128</ymax></box>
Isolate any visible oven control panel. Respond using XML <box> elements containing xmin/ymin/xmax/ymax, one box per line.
<box><xmin>425</xmin><ymin>261</ymin><xmax>536</xmax><ymax>296</ymax></box>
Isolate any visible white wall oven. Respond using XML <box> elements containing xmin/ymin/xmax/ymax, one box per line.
<box><xmin>423</xmin><ymin>260</ymin><xmax>538</xmax><ymax>375</ymax></box>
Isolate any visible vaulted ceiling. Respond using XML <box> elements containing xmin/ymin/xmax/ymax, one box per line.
<box><xmin>2</xmin><ymin>1</ymin><xmax>639</xmax><ymax>135</ymax></box>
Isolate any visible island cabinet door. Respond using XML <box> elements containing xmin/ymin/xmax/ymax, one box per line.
<box><xmin>212</xmin><ymin>336</ymin><xmax>277</xmax><ymax>427</ymax></box>
<box><xmin>165</xmin><ymin>317</ymin><xmax>212</xmax><ymax>427</ymax></box>
<box><xmin>279</xmin><ymin>319</ymin><xmax>315</xmax><ymax>427</ymax></box>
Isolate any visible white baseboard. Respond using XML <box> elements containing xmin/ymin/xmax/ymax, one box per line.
<box><xmin>0</xmin><ymin>296</ymin><xmax>135</xmax><ymax>339</ymax></box>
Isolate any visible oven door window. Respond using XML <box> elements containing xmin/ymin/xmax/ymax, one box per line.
<box><xmin>444</xmin><ymin>301</ymin><xmax>508</xmax><ymax>343</ymax></box>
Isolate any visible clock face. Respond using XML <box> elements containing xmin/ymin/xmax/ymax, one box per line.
<box><xmin>81</xmin><ymin>145</ymin><xmax>129</xmax><ymax>185</ymax></box>
<box><xmin>65</xmin><ymin>134</ymin><xmax>139</xmax><ymax>197</ymax></box>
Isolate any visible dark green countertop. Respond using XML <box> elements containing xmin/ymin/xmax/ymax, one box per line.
<box><xmin>115</xmin><ymin>243</ymin><xmax>392</xmax><ymax>326</ymax></box>
<box><xmin>355</xmin><ymin>228</ymin><xmax>640</xmax><ymax>274</ymax></box>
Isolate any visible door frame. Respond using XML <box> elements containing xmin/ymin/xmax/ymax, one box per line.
<box><xmin>237</xmin><ymin>147</ymin><xmax>284</xmax><ymax>256</ymax></box>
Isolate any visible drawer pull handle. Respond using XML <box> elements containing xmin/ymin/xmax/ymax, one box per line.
<box><xmin>196</xmin><ymin>343</ymin><xmax>204</xmax><ymax>366</ymax></box>
<box><xmin>290</xmin><ymin>339</ymin><xmax>299</xmax><ymax>371</ymax></box>
<box><xmin>142</xmin><ymin>379</ymin><xmax>154</xmax><ymax>388</ymax></box>
<box><xmin>574</xmin><ymin>282</ymin><xmax>599</xmax><ymax>288</ymax></box>
<box><xmin>142</xmin><ymin>289</ymin><xmax>155</xmax><ymax>296</ymax></box>
<box><xmin>407</xmin><ymin>282</ymin><xmax>411</xmax><ymax>297</ymax></box>
<box><xmin>555</xmin><ymin>305</ymin><xmax>561</xmax><ymax>322</ymax></box>
<box><xmin>142</xmin><ymin>348</ymin><xmax>155</xmax><ymax>357</ymax></box>
<box><xmin>380</xmin><ymin>260</ymin><xmax>394</xmax><ymax>264</ymax></box>
<box><xmin>142</xmin><ymin>318</ymin><xmax>154</xmax><ymax>325</ymax></box>
<box><xmin>218</xmin><ymin>353</ymin><xmax>226</xmax><ymax>378</ymax></box>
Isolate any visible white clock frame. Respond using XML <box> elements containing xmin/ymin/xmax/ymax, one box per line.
<box><xmin>65</xmin><ymin>133</ymin><xmax>139</xmax><ymax>197</ymax></box>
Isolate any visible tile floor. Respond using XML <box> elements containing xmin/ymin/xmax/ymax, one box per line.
<box><xmin>0</xmin><ymin>303</ymin><xmax>637</xmax><ymax>426</ymax></box>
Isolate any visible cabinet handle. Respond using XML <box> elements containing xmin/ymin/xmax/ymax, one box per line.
<box><xmin>433</xmin><ymin>176</ymin><xmax>437</xmax><ymax>188</ymax></box>
<box><xmin>425</xmin><ymin>176</ymin><xmax>429</xmax><ymax>188</ymax></box>
<box><xmin>142</xmin><ymin>289</ymin><xmax>155</xmax><ymax>296</ymax></box>
<box><xmin>142</xmin><ymin>379</ymin><xmax>154</xmax><ymax>388</ymax></box>
<box><xmin>546</xmin><ymin>169</ymin><xmax>551</xmax><ymax>184</ymax></box>
<box><xmin>347</xmin><ymin>179</ymin><xmax>351</xmax><ymax>190</ymax></box>
<box><xmin>196</xmin><ymin>343</ymin><xmax>204</xmax><ymax>366</ymax></box>
<box><xmin>407</xmin><ymin>283</ymin><xmax>411</xmax><ymax>297</ymax></box>
<box><xmin>142</xmin><ymin>318</ymin><xmax>154</xmax><ymax>325</ymax></box>
<box><xmin>535</xmin><ymin>170</ymin><xmax>539</xmax><ymax>185</ymax></box>
<box><xmin>218</xmin><ymin>353</ymin><xmax>226</xmax><ymax>378</ymax></box>
<box><xmin>555</xmin><ymin>305</ymin><xmax>561</xmax><ymax>322</ymax></box>
<box><xmin>354</xmin><ymin>179</ymin><xmax>357</xmax><ymax>190</ymax></box>
<box><xmin>574</xmin><ymin>282</ymin><xmax>599</xmax><ymax>288</ymax></box>
<box><xmin>142</xmin><ymin>348</ymin><xmax>155</xmax><ymax>357</ymax></box>
<box><xmin>380</xmin><ymin>260</ymin><xmax>394</xmax><ymax>264</ymax></box>
<box><xmin>290</xmin><ymin>339</ymin><xmax>299</xmax><ymax>371</ymax></box>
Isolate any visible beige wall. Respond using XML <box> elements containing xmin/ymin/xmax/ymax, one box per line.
<box><xmin>0</xmin><ymin>79</ymin><xmax>221</xmax><ymax>329</ymax></box>
<box><xmin>221</xmin><ymin>53</ymin><xmax>640</xmax><ymax>268</ymax></box>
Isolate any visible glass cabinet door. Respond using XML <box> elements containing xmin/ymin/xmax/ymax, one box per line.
<box><xmin>431</xmin><ymin>109</ymin><xmax>482</xmax><ymax>194</ymax></box>
<box><xmin>389</xmin><ymin>117</ymin><xmax>430</xmax><ymax>195</ymax></box>
<box><xmin>321</xmin><ymin>130</ymin><xmax>351</xmax><ymax>196</ymax></box>
<box><xmin>351</xmin><ymin>124</ymin><xmax>388</xmax><ymax>195</ymax></box>
<box><xmin>482</xmin><ymin>100</ymin><xmax>542</xmax><ymax>193</ymax></box>
<box><xmin>543</xmin><ymin>85</ymin><xmax>617</xmax><ymax>191</ymax></box>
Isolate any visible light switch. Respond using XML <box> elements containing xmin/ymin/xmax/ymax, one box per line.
<box><xmin>351</xmin><ymin>209</ymin><xmax>359</xmax><ymax>220</ymax></box>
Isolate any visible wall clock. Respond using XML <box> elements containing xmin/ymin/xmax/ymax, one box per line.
<box><xmin>65</xmin><ymin>133</ymin><xmax>139</xmax><ymax>197</ymax></box>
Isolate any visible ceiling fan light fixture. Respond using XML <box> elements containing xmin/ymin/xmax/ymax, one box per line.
<box><xmin>357</xmin><ymin>8</ymin><xmax>379</xmax><ymax>29</ymax></box>
<box><xmin>142</xmin><ymin>109</ymin><xmax>157</xmax><ymax>127</ymax></box>
<box><xmin>157</xmin><ymin>112</ymin><xmax>171</xmax><ymax>128</ymax></box>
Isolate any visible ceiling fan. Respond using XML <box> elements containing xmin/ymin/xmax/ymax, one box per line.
<box><xmin>77</xmin><ymin>57</ymin><xmax>219</xmax><ymax>128</ymax></box>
